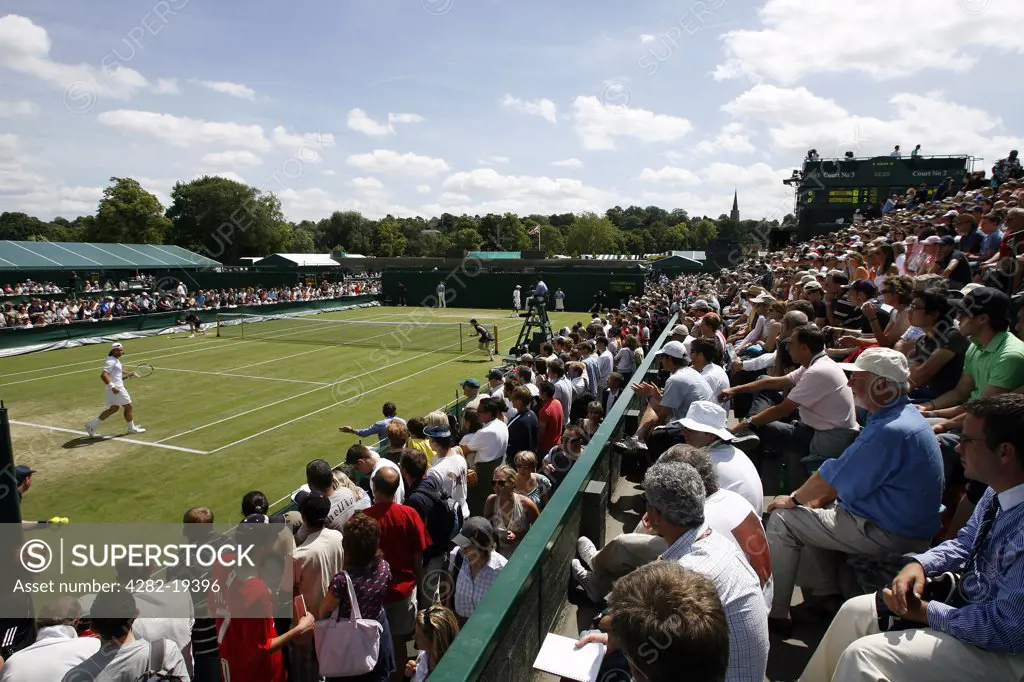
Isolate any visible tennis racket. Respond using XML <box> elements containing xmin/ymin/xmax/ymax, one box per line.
<box><xmin>130</xmin><ymin>363</ymin><xmax>154</xmax><ymax>378</ymax></box>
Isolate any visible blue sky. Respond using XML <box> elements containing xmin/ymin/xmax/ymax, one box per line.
<box><xmin>1</xmin><ymin>0</ymin><xmax>1022</xmax><ymax>223</ymax></box>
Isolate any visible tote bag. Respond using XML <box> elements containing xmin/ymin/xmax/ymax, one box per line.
<box><xmin>314</xmin><ymin>571</ymin><xmax>384</xmax><ymax>677</ymax></box>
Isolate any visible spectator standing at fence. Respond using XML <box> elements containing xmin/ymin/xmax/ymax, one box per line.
<box><xmin>460</xmin><ymin>398</ymin><xmax>509</xmax><ymax>517</ymax></box>
<box><xmin>346</xmin><ymin>444</ymin><xmax>405</xmax><ymax>505</ymax></box>
<box><xmin>446</xmin><ymin>518</ymin><xmax>507</xmax><ymax>626</ymax></box>
<box><xmin>424</xmin><ymin>425</ymin><xmax>471</xmax><ymax>520</ymax></box>
<box><xmin>0</xmin><ymin>597</ymin><xmax>99</xmax><ymax>682</ymax></box>
<box><xmin>290</xmin><ymin>491</ymin><xmax>344</xmax><ymax>682</ymax></box>
<box><xmin>505</xmin><ymin>386</ymin><xmax>538</xmax><ymax>464</ymax></box>
<box><xmin>436</xmin><ymin>281</ymin><xmax>446</xmax><ymax>308</ymax></box>
<box><xmin>801</xmin><ymin>394</ymin><xmax>1024</xmax><ymax>682</ymax></box>
<box><xmin>364</xmin><ymin>467</ymin><xmax>431</xmax><ymax>680</ymax></box>
<box><xmin>554</xmin><ymin>287</ymin><xmax>566</xmax><ymax>311</ymax></box>
<box><xmin>536</xmin><ymin>381</ymin><xmax>564</xmax><ymax>458</ymax></box>
<box><xmin>339</xmin><ymin>401</ymin><xmax>406</xmax><ymax>444</ymax></box>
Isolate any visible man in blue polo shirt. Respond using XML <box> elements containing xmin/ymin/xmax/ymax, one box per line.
<box><xmin>763</xmin><ymin>347</ymin><xmax>944</xmax><ymax>634</ymax></box>
<box><xmin>338</xmin><ymin>401</ymin><xmax>406</xmax><ymax>443</ymax></box>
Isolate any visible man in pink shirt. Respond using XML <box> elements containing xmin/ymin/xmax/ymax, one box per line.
<box><xmin>721</xmin><ymin>325</ymin><xmax>859</xmax><ymax>492</ymax></box>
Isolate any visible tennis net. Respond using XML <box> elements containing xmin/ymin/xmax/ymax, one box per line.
<box><xmin>215</xmin><ymin>312</ymin><xmax>499</xmax><ymax>353</ymax></box>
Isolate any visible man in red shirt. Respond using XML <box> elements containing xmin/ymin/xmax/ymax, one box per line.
<box><xmin>364</xmin><ymin>467</ymin><xmax>431</xmax><ymax>680</ymax></box>
<box><xmin>537</xmin><ymin>380</ymin><xmax>565</xmax><ymax>456</ymax></box>
<box><xmin>217</xmin><ymin>515</ymin><xmax>314</xmax><ymax>682</ymax></box>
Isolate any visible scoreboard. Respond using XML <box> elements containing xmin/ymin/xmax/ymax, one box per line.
<box><xmin>793</xmin><ymin>155</ymin><xmax>970</xmax><ymax>239</ymax></box>
<box><xmin>801</xmin><ymin>187</ymin><xmax>881</xmax><ymax>206</ymax></box>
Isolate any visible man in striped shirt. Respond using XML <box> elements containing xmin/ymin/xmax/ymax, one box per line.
<box><xmin>802</xmin><ymin>394</ymin><xmax>1024</xmax><ymax>682</ymax></box>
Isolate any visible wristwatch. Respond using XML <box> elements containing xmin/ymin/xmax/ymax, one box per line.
<box><xmin>790</xmin><ymin>493</ymin><xmax>803</xmax><ymax>506</ymax></box>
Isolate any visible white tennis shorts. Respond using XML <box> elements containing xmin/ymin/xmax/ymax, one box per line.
<box><xmin>105</xmin><ymin>386</ymin><xmax>132</xmax><ymax>406</ymax></box>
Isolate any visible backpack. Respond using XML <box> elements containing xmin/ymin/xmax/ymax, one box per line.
<box><xmin>411</xmin><ymin>480</ymin><xmax>463</xmax><ymax>547</ymax></box>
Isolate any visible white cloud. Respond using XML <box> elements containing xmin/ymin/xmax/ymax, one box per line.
<box><xmin>270</xmin><ymin>126</ymin><xmax>335</xmax><ymax>165</ymax></box>
<box><xmin>478</xmin><ymin>155</ymin><xmax>510</xmax><ymax>166</ymax></box>
<box><xmin>388</xmin><ymin>112</ymin><xmax>424</xmax><ymax>125</ymax></box>
<box><xmin>0</xmin><ymin>100</ymin><xmax>38</xmax><ymax>118</ymax></box>
<box><xmin>0</xmin><ymin>14</ymin><xmax>150</xmax><ymax>100</ymax></box>
<box><xmin>416</xmin><ymin>184</ymin><xmax>431</xmax><ymax>194</ymax></box>
<box><xmin>699</xmin><ymin>161</ymin><xmax>785</xmax><ymax>186</ymax></box>
<box><xmin>662</xmin><ymin>150</ymin><xmax>685</xmax><ymax>163</ymax></box>
<box><xmin>713</xmin><ymin>0</ymin><xmax>1024</xmax><ymax>85</ymax></box>
<box><xmin>153</xmin><ymin>78</ymin><xmax>180</xmax><ymax>95</ymax></box>
<box><xmin>552</xmin><ymin>158</ymin><xmax>584</xmax><ymax>169</ymax></box>
<box><xmin>277</xmin><ymin>186</ymin><xmax>419</xmax><ymax>221</ymax></box>
<box><xmin>347</xmin><ymin>108</ymin><xmax>425</xmax><ymax>136</ymax></box>
<box><xmin>571</xmin><ymin>96</ymin><xmax>693</xmax><ymax>151</ymax></box>
<box><xmin>694</xmin><ymin>122</ymin><xmax>756</xmax><ymax>155</ymax></box>
<box><xmin>636</xmin><ymin>166</ymin><xmax>702</xmax><ymax>185</ymax></box>
<box><xmin>431</xmin><ymin>168</ymin><xmax>622</xmax><ymax>215</ymax></box>
<box><xmin>721</xmin><ymin>85</ymin><xmax>1024</xmax><ymax>161</ymax></box>
<box><xmin>97</xmin><ymin>110</ymin><xmax>272</xmax><ymax>150</ymax></box>
<box><xmin>200</xmin><ymin>150</ymin><xmax>263</xmax><ymax>167</ymax></box>
<box><xmin>346</xmin><ymin>149</ymin><xmax>450</xmax><ymax>178</ymax></box>
<box><xmin>501</xmin><ymin>94</ymin><xmax>558</xmax><ymax>124</ymax></box>
<box><xmin>639</xmin><ymin>34</ymin><xmax>657</xmax><ymax>43</ymax></box>
<box><xmin>351</xmin><ymin>176</ymin><xmax>386</xmax><ymax>192</ymax></box>
<box><xmin>322</xmin><ymin>169</ymin><xmax>337</xmax><ymax>177</ymax></box>
<box><xmin>192</xmin><ymin>79</ymin><xmax>256</xmax><ymax>100</ymax></box>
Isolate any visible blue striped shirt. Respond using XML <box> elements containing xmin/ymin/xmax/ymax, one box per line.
<box><xmin>914</xmin><ymin>485</ymin><xmax>1024</xmax><ymax>653</ymax></box>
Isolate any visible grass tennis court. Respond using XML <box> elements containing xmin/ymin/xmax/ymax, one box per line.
<box><xmin>2</xmin><ymin>306</ymin><xmax>581</xmax><ymax>525</ymax></box>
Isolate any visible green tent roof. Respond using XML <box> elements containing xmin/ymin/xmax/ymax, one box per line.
<box><xmin>0</xmin><ymin>241</ymin><xmax>221</xmax><ymax>270</ymax></box>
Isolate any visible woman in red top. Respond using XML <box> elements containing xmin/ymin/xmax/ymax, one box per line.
<box><xmin>217</xmin><ymin>516</ymin><xmax>315</xmax><ymax>682</ymax></box>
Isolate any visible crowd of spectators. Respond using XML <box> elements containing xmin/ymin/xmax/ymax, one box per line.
<box><xmin>9</xmin><ymin>158</ymin><xmax>1024</xmax><ymax>681</ymax></box>
<box><xmin>0</xmin><ymin>278</ymin><xmax>381</xmax><ymax>330</ymax></box>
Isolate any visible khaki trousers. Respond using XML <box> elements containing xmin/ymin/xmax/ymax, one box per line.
<box><xmin>801</xmin><ymin>593</ymin><xmax>1024</xmax><ymax>682</ymax></box>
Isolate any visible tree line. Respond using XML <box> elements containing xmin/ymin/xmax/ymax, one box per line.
<box><xmin>0</xmin><ymin>176</ymin><xmax>791</xmax><ymax>263</ymax></box>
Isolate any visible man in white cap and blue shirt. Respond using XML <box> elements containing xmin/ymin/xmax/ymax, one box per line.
<box><xmin>762</xmin><ymin>346</ymin><xmax>944</xmax><ymax>636</ymax></box>
<box><xmin>85</xmin><ymin>342</ymin><xmax>145</xmax><ymax>437</ymax></box>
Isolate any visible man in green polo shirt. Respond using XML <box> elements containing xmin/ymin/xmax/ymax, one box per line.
<box><xmin>918</xmin><ymin>287</ymin><xmax>1024</xmax><ymax>483</ymax></box>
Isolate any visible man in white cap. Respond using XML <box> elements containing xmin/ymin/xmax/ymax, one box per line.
<box><xmin>762</xmin><ymin>347</ymin><xmax>944</xmax><ymax>635</ymax></box>
<box><xmin>85</xmin><ymin>342</ymin><xmax>145</xmax><ymax>437</ymax></box>
<box><xmin>511</xmin><ymin>284</ymin><xmax>521</xmax><ymax>317</ymax></box>
<box><xmin>678</xmin><ymin>400</ymin><xmax>763</xmax><ymax>512</ymax></box>
<box><xmin>616</xmin><ymin>340</ymin><xmax>712</xmax><ymax>455</ymax></box>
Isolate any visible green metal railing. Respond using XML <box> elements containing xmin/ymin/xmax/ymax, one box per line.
<box><xmin>430</xmin><ymin>315</ymin><xmax>678</xmax><ymax>682</ymax></box>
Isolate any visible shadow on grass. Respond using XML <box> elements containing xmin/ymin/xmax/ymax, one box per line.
<box><xmin>61</xmin><ymin>436</ymin><xmax>122</xmax><ymax>449</ymax></box>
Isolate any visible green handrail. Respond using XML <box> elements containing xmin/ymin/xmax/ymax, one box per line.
<box><xmin>429</xmin><ymin>314</ymin><xmax>679</xmax><ymax>681</ymax></box>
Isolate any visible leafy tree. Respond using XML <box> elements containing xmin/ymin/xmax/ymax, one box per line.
<box><xmin>566</xmin><ymin>212</ymin><xmax>620</xmax><ymax>256</ymax></box>
<box><xmin>0</xmin><ymin>212</ymin><xmax>49</xmax><ymax>240</ymax></box>
<box><xmin>449</xmin><ymin>227</ymin><xmax>483</xmax><ymax>252</ymax></box>
<box><xmin>538</xmin><ymin>225</ymin><xmax>565</xmax><ymax>257</ymax></box>
<box><xmin>372</xmin><ymin>216</ymin><xmax>407</xmax><ymax>257</ymax></box>
<box><xmin>165</xmin><ymin>176</ymin><xmax>289</xmax><ymax>262</ymax></box>
<box><xmin>91</xmin><ymin>177</ymin><xmax>171</xmax><ymax>244</ymax></box>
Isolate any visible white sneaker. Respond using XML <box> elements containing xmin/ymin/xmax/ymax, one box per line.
<box><xmin>85</xmin><ymin>419</ymin><xmax>98</xmax><ymax>438</ymax></box>
<box><xmin>571</xmin><ymin>559</ymin><xmax>604</xmax><ymax>604</ymax></box>
<box><xmin>126</xmin><ymin>425</ymin><xmax>146</xmax><ymax>434</ymax></box>
<box><xmin>577</xmin><ymin>536</ymin><xmax>598</xmax><ymax>571</ymax></box>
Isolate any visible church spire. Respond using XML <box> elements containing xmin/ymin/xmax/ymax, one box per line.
<box><xmin>730</xmin><ymin>189</ymin><xmax>740</xmax><ymax>221</ymax></box>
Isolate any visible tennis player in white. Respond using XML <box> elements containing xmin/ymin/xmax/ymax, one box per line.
<box><xmin>511</xmin><ymin>285</ymin><xmax>522</xmax><ymax>317</ymax></box>
<box><xmin>85</xmin><ymin>342</ymin><xmax>145</xmax><ymax>437</ymax></box>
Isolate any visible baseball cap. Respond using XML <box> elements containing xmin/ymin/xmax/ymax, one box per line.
<box><xmin>519</xmin><ymin>353</ymin><xmax>534</xmax><ymax>362</ymax></box>
<box><xmin>461</xmin><ymin>378</ymin><xmax>480</xmax><ymax>388</ymax></box>
<box><xmin>957</xmin><ymin>287</ymin><xmax>1011</xmax><ymax>322</ymax></box>
<box><xmin>803</xmin><ymin>280</ymin><xmax>823</xmax><ymax>292</ymax></box>
<box><xmin>837</xmin><ymin>347</ymin><xmax>910</xmax><ymax>384</ymax></box>
<box><xmin>842</xmin><ymin>279</ymin><xmax>877</xmax><ymax>296</ymax></box>
<box><xmin>670</xmin><ymin>324</ymin><xmax>689</xmax><ymax>338</ymax></box>
<box><xmin>940</xmin><ymin>235</ymin><xmax>956</xmax><ymax>246</ymax></box>
<box><xmin>921</xmin><ymin>236</ymin><xmax>944</xmax><ymax>245</ymax></box>
<box><xmin>110</xmin><ymin>342</ymin><xmax>124</xmax><ymax>350</ymax></box>
<box><xmin>487</xmin><ymin>369</ymin><xmax>504</xmax><ymax>381</ymax></box>
<box><xmin>658</xmin><ymin>340</ymin><xmax>688</xmax><ymax>359</ymax></box>
<box><xmin>693</xmin><ymin>299</ymin><xmax>710</xmax><ymax>309</ymax></box>
<box><xmin>298</xmin><ymin>490</ymin><xmax>331</xmax><ymax>525</ymax></box>
<box><xmin>453</xmin><ymin>516</ymin><xmax>498</xmax><ymax>551</ymax></box>
<box><xmin>14</xmin><ymin>465</ymin><xmax>35</xmax><ymax>484</ymax></box>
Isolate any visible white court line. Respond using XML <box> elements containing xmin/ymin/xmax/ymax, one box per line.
<box><xmin>209</xmin><ymin>346</ymin><xmax>481</xmax><ymax>454</ymax></box>
<box><xmin>161</xmin><ymin>319</ymin><xmax>519</xmax><ymax>445</ymax></box>
<box><xmin>153</xmin><ymin>367</ymin><xmax>331</xmax><ymax>386</ymax></box>
<box><xmin>10</xmin><ymin>420</ymin><xmax>210</xmax><ymax>454</ymax></box>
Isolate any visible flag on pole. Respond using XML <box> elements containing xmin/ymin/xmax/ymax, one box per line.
<box><xmin>528</xmin><ymin>226</ymin><xmax>541</xmax><ymax>236</ymax></box>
